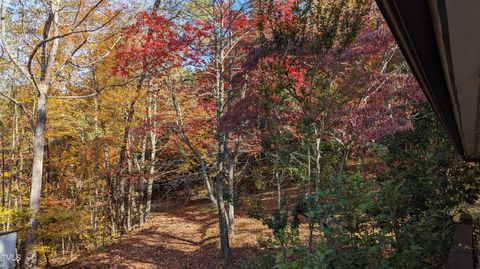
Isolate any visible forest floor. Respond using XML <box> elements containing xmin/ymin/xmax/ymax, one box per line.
<box><xmin>55</xmin><ymin>187</ymin><xmax>304</xmax><ymax>269</ymax></box>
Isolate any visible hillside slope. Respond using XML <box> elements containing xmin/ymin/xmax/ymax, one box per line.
<box><xmin>56</xmin><ymin>198</ymin><xmax>275</xmax><ymax>268</ymax></box>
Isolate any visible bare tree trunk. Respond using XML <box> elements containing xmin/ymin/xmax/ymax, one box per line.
<box><xmin>169</xmin><ymin>84</ymin><xmax>217</xmax><ymax>206</ymax></box>
<box><xmin>214</xmin><ymin>33</ymin><xmax>232</xmax><ymax>264</ymax></box>
<box><xmin>216</xmin><ymin>135</ymin><xmax>232</xmax><ymax>265</ymax></box>
<box><xmin>126</xmin><ymin>133</ymin><xmax>134</xmax><ymax>231</ymax></box>
<box><xmin>227</xmin><ymin>157</ymin><xmax>235</xmax><ymax>234</ymax></box>
<box><xmin>226</xmin><ymin>134</ymin><xmax>242</xmax><ymax>235</ymax></box>
<box><xmin>145</xmin><ymin>89</ymin><xmax>157</xmax><ymax>219</ymax></box>
<box><xmin>1</xmin><ymin>122</ymin><xmax>5</xmax><ymax>208</ymax></box>
<box><xmin>91</xmin><ymin>96</ymin><xmax>100</xmax><ymax>245</ymax></box>
<box><xmin>126</xmin><ymin>178</ymin><xmax>133</xmax><ymax>231</ymax></box>
<box><xmin>336</xmin><ymin>148</ymin><xmax>349</xmax><ymax>181</ymax></box>
<box><xmin>23</xmin><ymin>89</ymin><xmax>47</xmax><ymax>269</ymax></box>
<box><xmin>11</xmin><ymin>102</ymin><xmax>19</xmax><ymax>213</ymax></box>
<box><xmin>315</xmin><ymin>137</ymin><xmax>321</xmax><ymax>193</ymax></box>
<box><xmin>307</xmin><ymin>142</ymin><xmax>311</xmax><ymax>193</ymax></box>
<box><xmin>225</xmin><ymin>74</ymin><xmax>246</xmax><ymax>235</ymax></box>
<box><xmin>273</xmin><ymin>107</ymin><xmax>282</xmax><ymax>208</ymax></box>
<box><xmin>103</xmin><ymin>134</ymin><xmax>116</xmax><ymax>237</ymax></box>
<box><xmin>119</xmin><ymin>175</ymin><xmax>126</xmax><ymax>233</ymax></box>
<box><xmin>137</xmin><ymin>133</ymin><xmax>147</xmax><ymax>226</ymax></box>
<box><xmin>17</xmin><ymin>129</ymin><xmax>23</xmax><ymax>212</ymax></box>
<box><xmin>314</xmin><ymin>119</ymin><xmax>325</xmax><ymax>193</ymax></box>
<box><xmin>116</xmin><ymin>85</ymin><xmax>141</xmax><ymax>233</ymax></box>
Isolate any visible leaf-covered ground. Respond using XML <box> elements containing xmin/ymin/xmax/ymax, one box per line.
<box><xmin>55</xmin><ymin>188</ymin><xmax>304</xmax><ymax>269</ymax></box>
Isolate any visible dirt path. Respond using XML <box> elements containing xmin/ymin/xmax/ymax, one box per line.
<box><xmin>56</xmin><ymin>197</ymin><xmax>274</xmax><ymax>269</ymax></box>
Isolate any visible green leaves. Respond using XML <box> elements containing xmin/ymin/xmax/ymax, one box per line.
<box><xmin>370</xmin><ymin>104</ymin><xmax>480</xmax><ymax>268</ymax></box>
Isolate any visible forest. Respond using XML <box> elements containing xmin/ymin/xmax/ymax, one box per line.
<box><xmin>0</xmin><ymin>0</ymin><xmax>480</xmax><ymax>268</ymax></box>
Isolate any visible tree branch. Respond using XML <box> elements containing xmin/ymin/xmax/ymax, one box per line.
<box><xmin>0</xmin><ymin>90</ymin><xmax>34</xmax><ymax>130</ymax></box>
<box><xmin>27</xmin><ymin>10</ymin><xmax>121</xmax><ymax>83</ymax></box>
<box><xmin>0</xmin><ymin>0</ymin><xmax>35</xmax><ymax>88</ymax></box>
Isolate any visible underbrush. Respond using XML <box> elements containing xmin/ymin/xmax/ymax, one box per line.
<box><xmin>242</xmin><ymin>250</ymin><xmax>277</xmax><ymax>269</ymax></box>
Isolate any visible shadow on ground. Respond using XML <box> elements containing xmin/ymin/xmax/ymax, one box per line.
<box><xmin>54</xmin><ymin>197</ymin><xmax>273</xmax><ymax>269</ymax></box>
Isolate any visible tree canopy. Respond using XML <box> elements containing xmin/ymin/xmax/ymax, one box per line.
<box><xmin>0</xmin><ymin>1</ymin><xmax>478</xmax><ymax>268</ymax></box>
